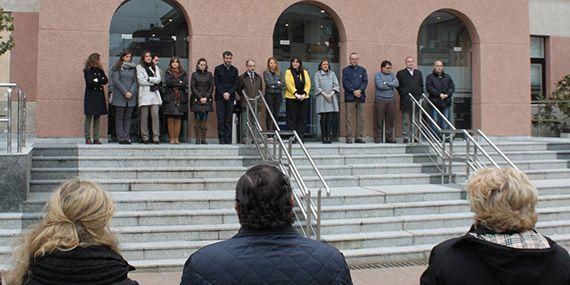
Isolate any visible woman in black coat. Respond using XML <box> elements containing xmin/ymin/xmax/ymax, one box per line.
<box><xmin>190</xmin><ymin>58</ymin><xmax>214</xmax><ymax>144</ymax></box>
<box><xmin>83</xmin><ymin>53</ymin><xmax>108</xmax><ymax>144</ymax></box>
<box><xmin>163</xmin><ymin>57</ymin><xmax>189</xmax><ymax>144</ymax></box>
<box><xmin>421</xmin><ymin>168</ymin><xmax>570</xmax><ymax>285</ymax></box>
<box><xmin>3</xmin><ymin>179</ymin><xmax>138</xmax><ymax>285</ymax></box>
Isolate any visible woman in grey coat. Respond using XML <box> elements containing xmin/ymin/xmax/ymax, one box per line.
<box><xmin>110</xmin><ymin>50</ymin><xmax>137</xmax><ymax>144</ymax></box>
<box><xmin>314</xmin><ymin>59</ymin><xmax>340</xmax><ymax>144</ymax></box>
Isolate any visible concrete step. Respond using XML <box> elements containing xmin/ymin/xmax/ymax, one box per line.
<box><xmin>31</xmin><ymin>155</ymin><xmax>257</xmax><ymax>168</ymax></box>
<box><xmin>20</xmin><ymin>179</ymin><xmax>570</xmax><ymax>213</ymax></box>
<box><xmin>29</xmin><ymin>173</ymin><xmax>461</xmax><ymax>193</ymax></box>
<box><xmin>30</xmin><ymin>163</ymin><xmax>444</xmax><ymax>181</ymax></box>
<box><xmin>31</xmin><ymin>144</ymin><xmax>258</xmax><ymax>157</ymax></box>
<box><xmin>29</xmin><ymin>158</ymin><xmax>570</xmax><ymax>181</ymax></box>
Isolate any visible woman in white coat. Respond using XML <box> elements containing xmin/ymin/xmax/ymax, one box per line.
<box><xmin>136</xmin><ymin>50</ymin><xmax>163</xmax><ymax>144</ymax></box>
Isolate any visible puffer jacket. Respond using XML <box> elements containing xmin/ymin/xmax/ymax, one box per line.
<box><xmin>24</xmin><ymin>245</ymin><xmax>138</xmax><ymax>285</ymax></box>
<box><xmin>180</xmin><ymin>226</ymin><xmax>353</xmax><ymax>285</ymax></box>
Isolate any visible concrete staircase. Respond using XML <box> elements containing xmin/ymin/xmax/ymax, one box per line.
<box><xmin>1</xmin><ymin>140</ymin><xmax>569</xmax><ymax>271</ymax></box>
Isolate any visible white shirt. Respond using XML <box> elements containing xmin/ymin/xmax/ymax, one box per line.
<box><xmin>407</xmin><ymin>68</ymin><xmax>414</xmax><ymax>77</ymax></box>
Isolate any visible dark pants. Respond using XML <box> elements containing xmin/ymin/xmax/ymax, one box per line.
<box><xmin>320</xmin><ymin>112</ymin><xmax>335</xmax><ymax>138</ymax></box>
<box><xmin>265</xmin><ymin>92</ymin><xmax>282</xmax><ymax>131</ymax></box>
<box><xmin>216</xmin><ymin>98</ymin><xmax>234</xmax><ymax>144</ymax></box>
<box><xmin>286</xmin><ymin>98</ymin><xmax>308</xmax><ymax>141</ymax></box>
<box><xmin>374</xmin><ymin>100</ymin><xmax>395</xmax><ymax>142</ymax></box>
<box><xmin>84</xmin><ymin>115</ymin><xmax>100</xmax><ymax>140</ymax></box>
<box><xmin>114</xmin><ymin>106</ymin><xmax>134</xmax><ymax>141</ymax></box>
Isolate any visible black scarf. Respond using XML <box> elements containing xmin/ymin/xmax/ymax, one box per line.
<box><xmin>291</xmin><ymin>68</ymin><xmax>306</xmax><ymax>95</ymax></box>
<box><xmin>143</xmin><ymin>62</ymin><xmax>160</xmax><ymax>92</ymax></box>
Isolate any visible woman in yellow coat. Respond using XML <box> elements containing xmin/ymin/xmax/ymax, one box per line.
<box><xmin>284</xmin><ymin>57</ymin><xmax>311</xmax><ymax>141</ymax></box>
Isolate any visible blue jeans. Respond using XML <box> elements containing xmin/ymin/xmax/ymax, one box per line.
<box><xmin>431</xmin><ymin>107</ymin><xmax>450</xmax><ymax>134</ymax></box>
<box><xmin>194</xmin><ymin>112</ymin><xmax>209</xmax><ymax>121</ymax></box>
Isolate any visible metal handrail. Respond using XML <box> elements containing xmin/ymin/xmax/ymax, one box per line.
<box><xmin>241</xmin><ymin>90</ymin><xmax>326</xmax><ymax>239</ymax></box>
<box><xmin>408</xmin><ymin>92</ymin><xmax>517</xmax><ymax>182</ymax></box>
<box><xmin>1</xmin><ymin>83</ymin><xmax>27</xmax><ymax>153</ymax></box>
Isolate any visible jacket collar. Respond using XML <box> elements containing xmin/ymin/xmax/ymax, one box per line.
<box><xmin>453</xmin><ymin>224</ymin><xmax>541</xmax><ymax>248</ymax></box>
<box><xmin>242</xmin><ymin>71</ymin><xmax>260</xmax><ymax>78</ymax></box>
<box><xmin>432</xmin><ymin>70</ymin><xmax>446</xmax><ymax>77</ymax></box>
<box><xmin>319</xmin><ymin>69</ymin><xmax>331</xmax><ymax>75</ymax></box>
<box><xmin>233</xmin><ymin>225</ymin><xmax>299</xmax><ymax>238</ymax></box>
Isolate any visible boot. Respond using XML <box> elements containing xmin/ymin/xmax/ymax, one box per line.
<box><xmin>167</xmin><ymin>117</ymin><xmax>175</xmax><ymax>144</ymax></box>
<box><xmin>325</xmin><ymin>120</ymin><xmax>332</xmax><ymax>144</ymax></box>
<box><xmin>173</xmin><ymin>119</ymin><xmax>181</xmax><ymax>144</ymax></box>
<box><xmin>194</xmin><ymin>119</ymin><xmax>201</xmax><ymax>144</ymax></box>
<box><xmin>201</xmin><ymin>125</ymin><xmax>208</xmax><ymax>145</ymax></box>
<box><xmin>320</xmin><ymin>120</ymin><xmax>327</xmax><ymax>144</ymax></box>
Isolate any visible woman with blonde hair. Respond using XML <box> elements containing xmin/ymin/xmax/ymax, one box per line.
<box><xmin>2</xmin><ymin>179</ymin><xmax>138</xmax><ymax>285</ymax></box>
<box><xmin>421</xmin><ymin>168</ymin><xmax>570</xmax><ymax>285</ymax></box>
<box><xmin>263</xmin><ymin>57</ymin><xmax>284</xmax><ymax>131</ymax></box>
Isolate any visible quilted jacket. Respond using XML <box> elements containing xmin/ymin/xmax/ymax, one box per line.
<box><xmin>180</xmin><ymin>226</ymin><xmax>353</xmax><ymax>285</ymax></box>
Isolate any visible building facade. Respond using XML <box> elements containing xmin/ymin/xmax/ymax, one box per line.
<box><xmin>1</xmin><ymin>0</ymin><xmax>567</xmax><ymax>139</ymax></box>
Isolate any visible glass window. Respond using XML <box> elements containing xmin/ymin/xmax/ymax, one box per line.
<box><xmin>109</xmin><ymin>0</ymin><xmax>189</xmax><ymax>71</ymax></box>
<box><xmin>418</xmin><ymin>11</ymin><xmax>472</xmax><ymax>129</ymax></box>
<box><xmin>530</xmin><ymin>36</ymin><xmax>545</xmax><ymax>59</ymax></box>
<box><xmin>273</xmin><ymin>4</ymin><xmax>340</xmax><ymax>138</ymax></box>
<box><xmin>531</xmin><ymin>63</ymin><xmax>544</xmax><ymax>99</ymax></box>
<box><xmin>530</xmin><ymin>36</ymin><xmax>546</xmax><ymax>100</ymax></box>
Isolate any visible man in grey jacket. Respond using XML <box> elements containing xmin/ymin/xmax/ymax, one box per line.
<box><xmin>374</xmin><ymin>60</ymin><xmax>399</xmax><ymax>143</ymax></box>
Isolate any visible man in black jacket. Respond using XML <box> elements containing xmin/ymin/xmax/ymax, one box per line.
<box><xmin>180</xmin><ymin>164</ymin><xmax>353</xmax><ymax>285</ymax></box>
<box><xmin>214</xmin><ymin>51</ymin><xmax>239</xmax><ymax>144</ymax></box>
<box><xmin>425</xmin><ymin>60</ymin><xmax>455</xmax><ymax>131</ymax></box>
<box><xmin>396</xmin><ymin>57</ymin><xmax>424</xmax><ymax>144</ymax></box>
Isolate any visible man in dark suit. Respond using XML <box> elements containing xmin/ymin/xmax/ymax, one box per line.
<box><xmin>237</xmin><ymin>59</ymin><xmax>264</xmax><ymax>144</ymax></box>
<box><xmin>396</xmin><ymin>56</ymin><xmax>424</xmax><ymax>144</ymax></box>
<box><xmin>214</xmin><ymin>51</ymin><xmax>239</xmax><ymax>144</ymax></box>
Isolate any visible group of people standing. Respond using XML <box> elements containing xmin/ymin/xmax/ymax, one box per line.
<box><xmin>83</xmin><ymin>50</ymin><xmax>455</xmax><ymax>145</ymax></box>
<box><xmin>83</xmin><ymin>50</ymin><xmax>214</xmax><ymax>145</ymax></box>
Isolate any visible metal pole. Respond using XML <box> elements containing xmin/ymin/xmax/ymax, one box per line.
<box><xmin>17</xmin><ymin>88</ymin><xmax>22</xmax><ymax>153</ymax></box>
<box><xmin>448</xmin><ymin>134</ymin><xmax>453</xmax><ymax>183</ymax></box>
<box><xmin>22</xmin><ymin>89</ymin><xmax>27</xmax><ymax>149</ymax></box>
<box><xmin>441</xmin><ymin>132</ymin><xmax>445</xmax><ymax>184</ymax></box>
<box><xmin>305</xmin><ymin>190</ymin><xmax>312</xmax><ymax>238</ymax></box>
<box><xmin>6</xmin><ymin>88</ymin><xmax>12</xmax><ymax>153</ymax></box>
<box><xmin>411</xmin><ymin>94</ymin><xmax>416</xmax><ymax>143</ymax></box>
<box><xmin>316</xmin><ymin>189</ymin><xmax>322</xmax><ymax>240</ymax></box>
<box><xmin>466</xmin><ymin>138</ymin><xmax>471</xmax><ymax>178</ymax></box>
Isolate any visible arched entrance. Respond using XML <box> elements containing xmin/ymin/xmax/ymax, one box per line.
<box><xmin>108</xmin><ymin>0</ymin><xmax>189</xmax><ymax>141</ymax></box>
<box><xmin>418</xmin><ymin>11</ymin><xmax>474</xmax><ymax>129</ymax></box>
<box><xmin>273</xmin><ymin>3</ymin><xmax>342</xmax><ymax>139</ymax></box>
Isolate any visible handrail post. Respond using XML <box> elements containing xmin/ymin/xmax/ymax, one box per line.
<box><xmin>465</xmin><ymin>137</ymin><xmax>471</xmax><ymax>178</ymax></box>
<box><xmin>17</xmin><ymin>88</ymin><xmax>23</xmax><ymax>152</ymax></box>
<box><xmin>6</xmin><ymin>87</ymin><xmax>12</xmax><ymax>153</ymax></box>
<box><xmin>22</xmin><ymin>89</ymin><xmax>26</xmax><ymax>149</ymax></box>
<box><xmin>305</xmin><ymin>190</ymin><xmax>312</xmax><ymax>238</ymax></box>
<box><xmin>448</xmin><ymin>134</ymin><xmax>453</xmax><ymax>183</ymax></box>
<box><xmin>316</xmin><ymin>189</ymin><xmax>322</xmax><ymax>240</ymax></box>
<box><xmin>441</xmin><ymin>132</ymin><xmax>445</xmax><ymax>184</ymax></box>
<box><xmin>411</xmin><ymin>93</ymin><xmax>416</xmax><ymax>143</ymax></box>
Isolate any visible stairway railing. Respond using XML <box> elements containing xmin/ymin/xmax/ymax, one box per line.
<box><xmin>1</xmin><ymin>83</ymin><xmax>27</xmax><ymax>153</ymax></box>
<box><xmin>409</xmin><ymin>93</ymin><xmax>518</xmax><ymax>183</ymax></box>
<box><xmin>242</xmin><ymin>90</ymin><xmax>329</xmax><ymax>239</ymax></box>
